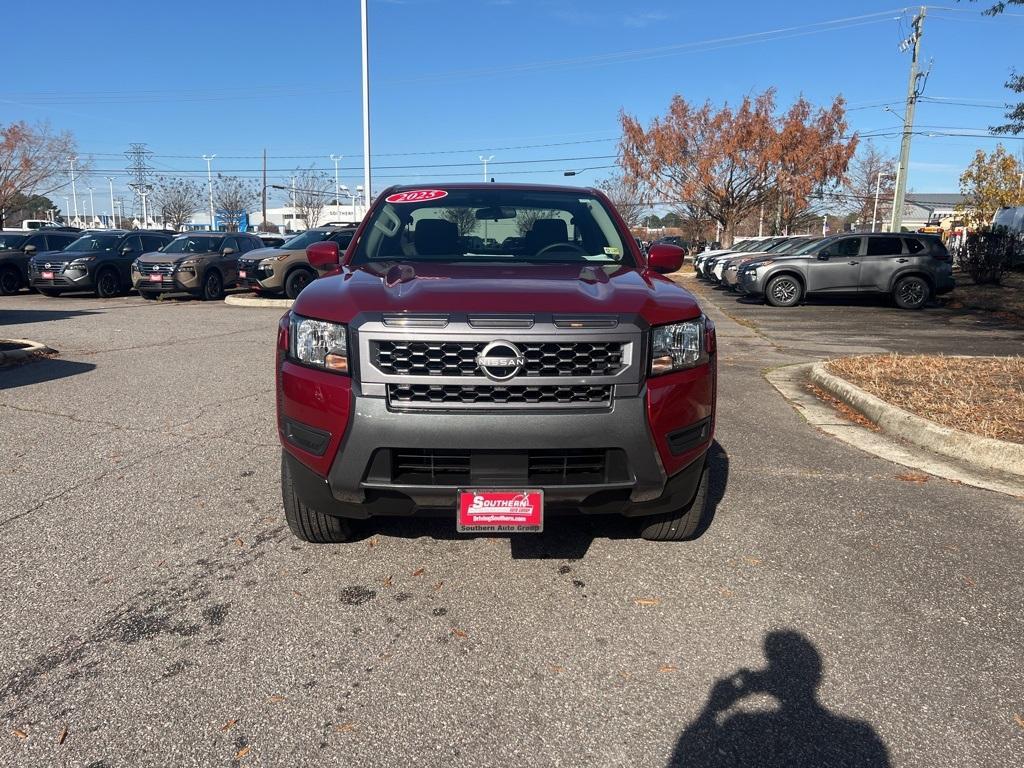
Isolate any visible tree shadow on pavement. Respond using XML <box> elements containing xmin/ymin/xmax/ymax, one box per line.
<box><xmin>667</xmin><ymin>630</ymin><xmax>890</xmax><ymax>768</ymax></box>
<box><xmin>0</xmin><ymin>358</ymin><xmax>96</xmax><ymax>390</ymax></box>
<box><xmin>0</xmin><ymin>307</ymin><xmax>97</xmax><ymax>326</ymax></box>
<box><xmin>364</xmin><ymin>440</ymin><xmax>730</xmax><ymax>560</ymax></box>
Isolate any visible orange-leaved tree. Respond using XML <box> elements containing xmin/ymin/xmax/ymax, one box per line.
<box><xmin>620</xmin><ymin>89</ymin><xmax>857</xmax><ymax>244</ymax></box>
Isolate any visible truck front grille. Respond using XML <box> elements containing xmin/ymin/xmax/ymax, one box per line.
<box><xmin>386</xmin><ymin>448</ymin><xmax>619</xmax><ymax>486</ymax></box>
<box><xmin>373</xmin><ymin>340</ymin><xmax>624</xmax><ymax>378</ymax></box>
<box><xmin>387</xmin><ymin>383</ymin><xmax>611</xmax><ymax>409</ymax></box>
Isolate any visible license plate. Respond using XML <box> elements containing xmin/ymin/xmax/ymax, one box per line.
<box><xmin>239</xmin><ymin>270</ymin><xmax>246</xmax><ymax>278</ymax></box>
<box><xmin>457</xmin><ymin>489</ymin><xmax>543</xmax><ymax>533</ymax></box>
<box><xmin>41</xmin><ymin>271</ymin><xmax>53</xmax><ymax>279</ymax></box>
<box><xmin>148</xmin><ymin>274</ymin><xmax>162</xmax><ymax>282</ymax></box>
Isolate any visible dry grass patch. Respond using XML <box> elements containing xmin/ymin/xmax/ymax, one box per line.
<box><xmin>944</xmin><ymin>270</ymin><xmax>1024</xmax><ymax>327</ymax></box>
<box><xmin>826</xmin><ymin>354</ymin><xmax>1024</xmax><ymax>444</ymax></box>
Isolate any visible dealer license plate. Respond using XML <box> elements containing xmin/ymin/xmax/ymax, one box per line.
<box><xmin>238</xmin><ymin>270</ymin><xmax>247</xmax><ymax>278</ymax></box>
<box><xmin>148</xmin><ymin>274</ymin><xmax>162</xmax><ymax>282</ymax></box>
<box><xmin>41</xmin><ymin>271</ymin><xmax>53</xmax><ymax>279</ymax></box>
<box><xmin>457</xmin><ymin>489</ymin><xmax>543</xmax><ymax>533</ymax></box>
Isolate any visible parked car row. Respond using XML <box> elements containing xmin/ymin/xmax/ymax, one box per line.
<box><xmin>693</xmin><ymin>232</ymin><xmax>955</xmax><ymax>310</ymax></box>
<box><xmin>0</xmin><ymin>227</ymin><xmax>356</xmax><ymax>301</ymax></box>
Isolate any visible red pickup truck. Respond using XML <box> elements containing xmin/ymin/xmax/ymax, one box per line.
<box><xmin>275</xmin><ymin>183</ymin><xmax>716</xmax><ymax>542</ymax></box>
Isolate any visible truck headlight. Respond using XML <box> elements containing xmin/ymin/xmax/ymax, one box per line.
<box><xmin>650</xmin><ymin>318</ymin><xmax>708</xmax><ymax>375</ymax></box>
<box><xmin>289</xmin><ymin>314</ymin><xmax>348</xmax><ymax>373</ymax></box>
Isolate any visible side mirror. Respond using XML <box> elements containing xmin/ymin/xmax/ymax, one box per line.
<box><xmin>121</xmin><ymin>246</ymin><xmax>135</xmax><ymax>255</ymax></box>
<box><xmin>222</xmin><ymin>247</ymin><xmax>236</xmax><ymax>256</ymax></box>
<box><xmin>307</xmin><ymin>240</ymin><xmax>341</xmax><ymax>274</ymax></box>
<box><xmin>817</xmin><ymin>251</ymin><xmax>831</xmax><ymax>260</ymax></box>
<box><xmin>646</xmin><ymin>242</ymin><xmax>685</xmax><ymax>274</ymax></box>
<box><xmin>23</xmin><ymin>244</ymin><xmax>36</xmax><ymax>254</ymax></box>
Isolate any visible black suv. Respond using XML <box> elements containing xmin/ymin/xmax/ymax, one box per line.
<box><xmin>737</xmin><ymin>233</ymin><xmax>954</xmax><ymax>310</ymax></box>
<box><xmin>0</xmin><ymin>230</ymin><xmax>80</xmax><ymax>294</ymax></box>
<box><xmin>29</xmin><ymin>230</ymin><xmax>174</xmax><ymax>298</ymax></box>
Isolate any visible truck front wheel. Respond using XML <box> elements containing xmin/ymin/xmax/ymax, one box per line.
<box><xmin>281</xmin><ymin>453</ymin><xmax>353</xmax><ymax>543</ymax></box>
<box><xmin>637</xmin><ymin>462</ymin><xmax>709</xmax><ymax>542</ymax></box>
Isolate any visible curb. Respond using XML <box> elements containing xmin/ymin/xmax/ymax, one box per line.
<box><xmin>0</xmin><ymin>339</ymin><xmax>55</xmax><ymax>366</ymax></box>
<box><xmin>224</xmin><ymin>293</ymin><xmax>293</xmax><ymax>309</ymax></box>
<box><xmin>765</xmin><ymin>363</ymin><xmax>1024</xmax><ymax>498</ymax></box>
<box><xmin>810</xmin><ymin>361</ymin><xmax>1024</xmax><ymax>479</ymax></box>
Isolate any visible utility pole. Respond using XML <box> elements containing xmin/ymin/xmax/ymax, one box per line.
<box><xmin>480</xmin><ymin>155</ymin><xmax>494</xmax><ymax>182</ymax></box>
<box><xmin>106</xmin><ymin>177</ymin><xmax>117</xmax><ymax>228</ymax></box>
<box><xmin>69</xmin><ymin>156</ymin><xmax>79</xmax><ymax>223</ymax></box>
<box><xmin>202</xmin><ymin>154</ymin><xmax>216</xmax><ymax>230</ymax></box>
<box><xmin>890</xmin><ymin>6</ymin><xmax>927</xmax><ymax>233</ymax></box>
<box><xmin>822</xmin><ymin>213</ymin><xmax>828</xmax><ymax>237</ymax></box>
<box><xmin>360</xmin><ymin>0</ymin><xmax>372</xmax><ymax>208</ymax></box>
<box><xmin>262</xmin><ymin>149</ymin><xmax>268</xmax><ymax>230</ymax></box>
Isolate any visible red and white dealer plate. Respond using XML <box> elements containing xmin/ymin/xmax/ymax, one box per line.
<box><xmin>457</xmin><ymin>489</ymin><xmax>544</xmax><ymax>533</ymax></box>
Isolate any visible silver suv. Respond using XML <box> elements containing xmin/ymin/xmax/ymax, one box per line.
<box><xmin>737</xmin><ymin>233</ymin><xmax>954</xmax><ymax>309</ymax></box>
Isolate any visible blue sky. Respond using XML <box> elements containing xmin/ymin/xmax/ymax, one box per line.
<box><xmin>3</xmin><ymin>0</ymin><xmax>1022</xmax><ymax>217</ymax></box>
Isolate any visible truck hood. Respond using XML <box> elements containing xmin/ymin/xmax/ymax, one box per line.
<box><xmin>292</xmin><ymin>262</ymin><xmax>702</xmax><ymax>325</ymax></box>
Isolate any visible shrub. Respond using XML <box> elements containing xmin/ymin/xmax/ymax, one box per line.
<box><xmin>954</xmin><ymin>229</ymin><xmax>1021</xmax><ymax>285</ymax></box>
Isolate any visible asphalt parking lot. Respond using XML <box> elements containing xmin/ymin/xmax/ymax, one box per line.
<box><xmin>2</xmin><ymin>290</ymin><xmax>1022</xmax><ymax>767</ymax></box>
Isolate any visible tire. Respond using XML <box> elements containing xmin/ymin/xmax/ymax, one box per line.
<box><xmin>95</xmin><ymin>268</ymin><xmax>121</xmax><ymax>299</ymax></box>
<box><xmin>893</xmin><ymin>275</ymin><xmax>930</xmax><ymax>310</ymax></box>
<box><xmin>0</xmin><ymin>267</ymin><xmax>22</xmax><ymax>295</ymax></box>
<box><xmin>281</xmin><ymin>452</ymin><xmax>353</xmax><ymax>543</ymax></box>
<box><xmin>765</xmin><ymin>274</ymin><xmax>802</xmax><ymax>307</ymax></box>
<box><xmin>284</xmin><ymin>268</ymin><xmax>315</xmax><ymax>300</ymax></box>
<box><xmin>638</xmin><ymin>462</ymin><xmax>709</xmax><ymax>542</ymax></box>
<box><xmin>201</xmin><ymin>270</ymin><xmax>223</xmax><ymax>301</ymax></box>
<box><xmin>39</xmin><ymin>289</ymin><xmax>61</xmax><ymax>297</ymax></box>
<box><xmin>140</xmin><ymin>291</ymin><xmax>159</xmax><ymax>301</ymax></box>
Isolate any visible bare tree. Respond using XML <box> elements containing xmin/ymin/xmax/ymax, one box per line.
<box><xmin>293</xmin><ymin>166</ymin><xmax>332</xmax><ymax>229</ymax></box>
<box><xmin>841</xmin><ymin>142</ymin><xmax>897</xmax><ymax>231</ymax></box>
<box><xmin>597</xmin><ymin>173</ymin><xmax>648</xmax><ymax>229</ymax></box>
<box><xmin>442</xmin><ymin>207</ymin><xmax>478</xmax><ymax>236</ymax></box>
<box><xmin>212</xmin><ymin>175</ymin><xmax>257</xmax><ymax>232</ymax></box>
<box><xmin>0</xmin><ymin>121</ymin><xmax>78</xmax><ymax>230</ymax></box>
<box><xmin>152</xmin><ymin>177</ymin><xmax>205</xmax><ymax>231</ymax></box>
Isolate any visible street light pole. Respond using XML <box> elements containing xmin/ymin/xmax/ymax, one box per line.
<box><xmin>106</xmin><ymin>177</ymin><xmax>117</xmax><ymax>228</ymax></box>
<box><xmin>360</xmin><ymin>0</ymin><xmax>372</xmax><ymax>209</ymax></box>
<box><xmin>69</xmin><ymin>156</ymin><xmax>79</xmax><ymax>223</ymax></box>
<box><xmin>330</xmin><ymin>154</ymin><xmax>341</xmax><ymax>213</ymax></box>
<box><xmin>202</xmin><ymin>154</ymin><xmax>216</xmax><ymax>230</ymax></box>
<box><xmin>480</xmin><ymin>155</ymin><xmax>494</xmax><ymax>182</ymax></box>
<box><xmin>871</xmin><ymin>172</ymin><xmax>890</xmax><ymax>232</ymax></box>
<box><xmin>64</xmin><ymin>196</ymin><xmax>71</xmax><ymax>225</ymax></box>
<box><xmin>87</xmin><ymin>186</ymin><xmax>95</xmax><ymax>225</ymax></box>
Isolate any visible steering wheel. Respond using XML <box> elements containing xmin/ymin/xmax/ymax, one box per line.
<box><xmin>534</xmin><ymin>241</ymin><xmax>590</xmax><ymax>258</ymax></box>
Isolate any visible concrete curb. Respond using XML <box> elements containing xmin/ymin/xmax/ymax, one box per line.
<box><xmin>224</xmin><ymin>293</ymin><xmax>293</xmax><ymax>309</ymax></box>
<box><xmin>765</xmin><ymin>363</ymin><xmax>1024</xmax><ymax>498</ymax></box>
<box><xmin>0</xmin><ymin>339</ymin><xmax>55</xmax><ymax>366</ymax></box>
<box><xmin>810</xmin><ymin>360</ymin><xmax>1024</xmax><ymax>479</ymax></box>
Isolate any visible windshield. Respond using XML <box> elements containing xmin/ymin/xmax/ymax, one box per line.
<box><xmin>0</xmin><ymin>234</ymin><xmax>28</xmax><ymax>250</ymax></box>
<box><xmin>350</xmin><ymin>188</ymin><xmax>634</xmax><ymax>266</ymax></box>
<box><xmin>733</xmin><ymin>240</ymin><xmax>763</xmax><ymax>252</ymax></box>
<box><xmin>66</xmin><ymin>234</ymin><xmax>120</xmax><ymax>252</ymax></box>
<box><xmin>777</xmin><ymin>238</ymin><xmax>820</xmax><ymax>255</ymax></box>
<box><xmin>280</xmin><ymin>230</ymin><xmax>333</xmax><ymax>250</ymax></box>
<box><xmin>164</xmin><ymin>236</ymin><xmax>225</xmax><ymax>254</ymax></box>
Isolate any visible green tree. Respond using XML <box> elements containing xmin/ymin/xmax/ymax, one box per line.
<box><xmin>956</xmin><ymin>144</ymin><xmax>1024</xmax><ymax>226</ymax></box>
<box><xmin>966</xmin><ymin>1</ymin><xmax>1024</xmax><ymax>133</ymax></box>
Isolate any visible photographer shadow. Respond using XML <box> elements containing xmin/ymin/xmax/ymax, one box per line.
<box><xmin>668</xmin><ymin>631</ymin><xmax>890</xmax><ymax>767</ymax></box>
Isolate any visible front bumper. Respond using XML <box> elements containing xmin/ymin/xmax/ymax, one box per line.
<box><xmin>738</xmin><ymin>270</ymin><xmax>766</xmax><ymax>296</ymax></box>
<box><xmin>238</xmin><ymin>259</ymin><xmax>281</xmax><ymax>292</ymax></box>
<box><xmin>30</xmin><ymin>266</ymin><xmax>95</xmax><ymax>291</ymax></box>
<box><xmin>132</xmin><ymin>269</ymin><xmax>201</xmax><ymax>293</ymax></box>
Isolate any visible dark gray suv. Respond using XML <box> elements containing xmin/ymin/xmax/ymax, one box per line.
<box><xmin>737</xmin><ymin>233</ymin><xmax>954</xmax><ymax>310</ymax></box>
